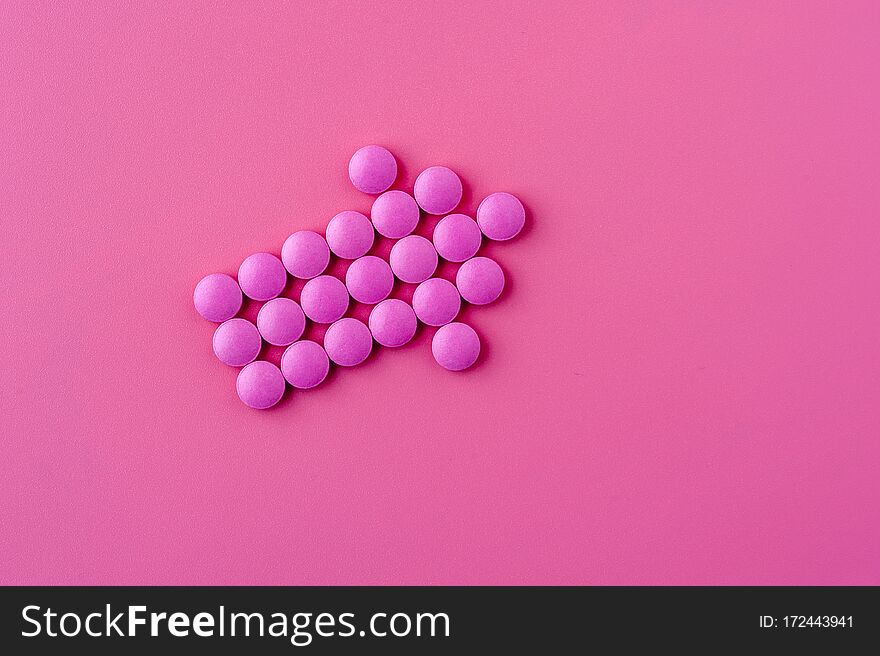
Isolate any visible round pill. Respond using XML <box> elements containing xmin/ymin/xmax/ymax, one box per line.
<box><xmin>193</xmin><ymin>273</ymin><xmax>242</xmax><ymax>322</ymax></box>
<box><xmin>280</xmin><ymin>340</ymin><xmax>330</xmax><ymax>389</ymax></box>
<box><xmin>348</xmin><ymin>145</ymin><xmax>397</xmax><ymax>195</ymax></box>
<box><xmin>324</xmin><ymin>317</ymin><xmax>372</xmax><ymax>367</ymax></box>
<box><xmin>326</xmin><ymin>211</ymin><xmax>375</xmax><ymax>260</ymax></box>
<box><xmin>256</xmin><ymin>297</ymin><xmax>306</xmax><ymax>346</ymax></box>
<box><xmin>236</xmin><ymin>360</ymin><xmax>286</xmax><ymax>409</ymax></box>
<box><xmin>281</xmin><ymin>230</ymin><xmax>330</xmax><ymax>279</ymax></box>
<box><xmin>369</xmin><ymin>299</ymin><xmax>417</xmax><ymax>348</ymax></box>
<box><xmin>238</xmin><ymin>252</ymin><xmax>287</xmax><ymax>301</ymax></box>
<box><xmin>412</xmin><ymin>278</ymin><xmax>461</xmax><ymax>326</ymax></box>
<box><xmin>212</xmin><ymin>318</ymin><xmax>261</xmax><ymax>367</ymax></box>
<box><xmin>456</xmin><ymin>256</ymin><xmax>505</xmax><ymax>305</ymax></box>
<box><xmin>413</xmin><ymin>166</ymin><xmax>463</xmax><ymax>215</ymax></box>
<box><xmin>432</xmin><ymin>322</ymin><xmax>480</xmax><ymax>371</ymax></box>
<box><xmin>389</xmin><ymin>235</ymin><xmax>438</xmax><ymax>284</ymax></box>
<box><xmin>432</xmin><ymin>213</ymin><xmax>482</xmax><ymax>262</ymax></box>
<box><xmin>345</xmin><ymin>255</ymin><xmax>393</xmax><ymax>305</ymax></box>
<box><xmin>300</xmin><ymin>275</ymin><xmax>349</xmax><ymax>324</ymax></box>
<box><xmin>370</xmin><ymin>190</ymin><xmax>419</xmax><ymax>239</ymax></box>
<box><xmin>476</xmin><ymin>192</ymin><xmax>525</xmax><ymax>241</ymax></box>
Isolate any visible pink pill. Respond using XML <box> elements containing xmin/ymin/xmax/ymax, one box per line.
<box><xmin>326</xmin><ymin>211</ymin><xmax>375</xmax><ymax>260</ymax></box>
<box><xmin>413</xmin><ymin>166</ymin><xmax>462</xmax><ymax>215</ymax></box>
<box><xmin>193</xmin><ymin>273</ymin><xmax>242</xmax><ymax>322</ymax></box>
<box><xmin>345</xmin><ymin>255</ymin><xmax>393</xmax><ymax>305</ymax></box>
<box><xmin>389</xmin><ymin>235</ymin><xmax>438</xmax><ymax>284</ymax></box>
<box><xmin>300</xmin><ymin>275</ymin><xmax>349</xmax><ymax>324</ymax></box>
<box><xmin>369</xmin><ymin>299</ymin><xmax>417</xmax><ymax>348</ymax></box>
<box><xmin>348</xmin><ymin>145</ymin><xmax>397</xmax><ymax>195</ymax></box>
<box><xmin>476</xmin><ymin>192</ymin><xmax>525</xmax><ymax>241</ymax></box>
<box><xmin>412</xmin><ymin>278</ymin><xmax>461</xmax><ymax>326</ymax></box>
<box><xmin>370</xmin><ymin>190</ymin><xmax>420</xmax><ymax>239</ymax></box>
<box><xmin>256</xmin><ymin>297</ymin><xmax>305</xmax><ymax>346</ymax></box>
<box><xmin>324</xmin><ymin>317</ymin><xmax>372</xmax><ymax>367</ymax></box>
<box><xmin>213</xmin><ymin>318</ymin><xmax>261</xmax><ymax>367</ymax></box>
<box><xmin>432</xmin><ymin>322</ymin><xmax>480</xmax><ymax>371</ymax></box>
<box><xmin>238</xmin><ymin>252</ymin><xmax>287</xmax><ymax>301</ymax></box>
<box><xmin>456</xmin><ymin>256</ymin><xmax>505</xmax><ymax>305</ymax></box>
<box><xmin>432</xmin><ymin>213</ymin><xmax>482</xmax><ymax>262</ymax></box>
<box><xmin>280</xmin><ymin>340</ymin><xmax>330</xmax><ymax>389</ymax></box>
<box><xmin>281</xmin><ymin>230</ymin><xmax>330</xmax><ymax>279</ymax></box>
<box><xmin>236</xmin><ymin>360</ymin><xmax>286</xmax><ymax>410</ymax></box>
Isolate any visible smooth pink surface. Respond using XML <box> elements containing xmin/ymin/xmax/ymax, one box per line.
<box><xmin>370</xmin><ymin>190</ymin><xmax>420</xmax><ymax>239</ymax></box>
<box><xmin>281</xmin><ymin>230</ymin><xmax>330</xmax><ymax>279</ymax></box>
<box><xmin>237</xmin><ymin>252</ymin><xmax>287</xmax><ymax>301</ymax></box>
<box><xmin>2</xmin><ymin>3</ymin><xmax>879</xmax><ymax>585</ymax></box>
<box><xmin>193</xmin><ymin>273</ymin><xmax>242</xmax><ymax>322</ymax></box>
<box><xmin>299</xmin><ymin>275</ymin><xmax>349</xmax><ymax>324</ymax></box>
<box><xmin>413</xmin><ymin>165</ymin><xmax>463</xmax><ymax>215</ymax></box>
<box><xmin>348</xmin><ymin>144</ymin><xmax>397</xmax><ymax>195</ymax></box>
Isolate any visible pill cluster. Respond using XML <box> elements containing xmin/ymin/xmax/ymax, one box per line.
<box><xmin>193</xmin><ymin>145</ymin><xmax>525</xmax><ymax>409</ymax></box>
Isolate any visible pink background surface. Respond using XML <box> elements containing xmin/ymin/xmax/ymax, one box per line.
<box><xmin>2</xmin><ymin>2</ymin><xmax>879</xmax><ymax>585</ymax></box>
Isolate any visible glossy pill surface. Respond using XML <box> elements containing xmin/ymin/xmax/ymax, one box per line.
<box><xmin>369</xmin><ymin>299</ymin><xmax>417</xmax><ymax>348</ymax></box>
<box><xmin>324</xmin><ymin>317</ymin><xmax>373</xmax><ymax>366</ymax></box>
<box><xmin>456</xmin><ymin>256</ymin><xmax>505</xmax><ymax>305</ymax></box>
<box><xmin>432</xmin><ymin>213</ymin><xmax>482</xmax><ymax>262</ymax></box>
<box><xmin>348</xmin><ymin>145</ymin><xmax>397</xmax><ymax>195</ymax></box>
<box><xmin>413</xmin><ymin>166</ymin><xmax>463</xmax><ymax>215</ymax></box>
<box><xmin>280</xmin><ymin>340</ymin><xmax>330</xmax><ymax>389</ymax></box>
<box><xmin>432</xmin><ymin>322</ymin><xmax>480</xmax><ymax>371</ymax></box>
<box><xmin>213</xmin><ymin>318</ymin><xmax>261</xmax><ymax>367</ymax></box>
<box><xmin>389</xmin><ymin>235</ymin><xmax>438</xmax><ymax>284</ymax></box>
<box><xmin>281</xmin><ymin>230</ymin><xmax>330</xmax><ymax>279</ymax></box>
<box><xmin>345</xmin><ymin>255</ymin><xmax>394</xmax><ymax>305</ymax></box>
<box><xmin>326</xmin><ymin>211</ymin><xmax>375</xmax><ymax>260</ymax></box>
<box><xmin>476</xmin><ymin>192</ymin><xmax>525</xmax><ymax>241</ymax></box>
<box><xmin>300</xmin><ymin>275</ymin><xmax>350</xmax><ymax>324</ymax></box>
<box><xmin>238</xmin><ymin>252</ymin><xmax>287</xmax><ymax>301</ymax></box>
<box><xmin>256</xmin><ymin>297</ymin><xmax>306</xmax><ymax>346</ymax></box>
<box><xmin>412</xmin><ymin>278</ymin><xmax>461</xmax><ymax>326</ymax></box>
<box><xmin>236</xmin><ymin>360</ymin><xmax>285</xmax><ymax>409</ymax></box>
<box><xmin>193</xmin><ymin>273</ymin><xmax>242</xmax><ymax>322</ymax></box>
<box><xmin>371</xmin><ymin>190</ymin><xmax>419</xmax><ymax>239</ymax></box>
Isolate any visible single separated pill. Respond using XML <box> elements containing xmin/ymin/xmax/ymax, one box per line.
<box><xmin>371</xmin><ymin>190</ymin><xmax>419</xmax><ymax>239</ymax></box>
<box><xmin>193</xmin><ymin>273</ymin><xmax>242</xmax><ymax>322</ymax></box>
<box><xmin>281</xmin><ymin>340</ymin><xmax>330</xmax><ymax>389</ymax></box>
<box><xmin>326</xmin><ymin>211</ymin><xmax>375</xmax><ymax>259</ymax></box>
<box><xmin>236</xmin><ymin>360</ymin><xmax>285</xmax><ymax>409</ymax></box>
<box><xmin>345</xmin><ymin>255</ymin><xmax>394</xmax><ymax>304</ymax></box>
<box><xmin>369</xmin><ymin>299</ymin><xmax>417</xmax><ymax>348</ymax></box>
<box><xmin>432</xmin><ymin>213</ymin><xmax>482</xmax><ymax>262</ymax></box>
<box><xmin>456</xmin><ymin>256</ymin><xmax>505</xmax><ymax>305</ymax></box>
<box><xmin>476</xmin><ymin>192</ymin><xmax>525</xmax><ymax>241</ymax></box>
<box><xmin>300</xmin><ymin>275</ymin><xmax>349</xmax><ymax>324</ymax></box>
<box><xmin>238</xmin><ymin>252</ymin><xmax>287</xmax><ymax>301</ymax></box>
<box><xmin>389</xmin><ymin>235</ymin><xmax>438</xmax><ymax>284</ymax></box>
<box><xmin>412</xmin><ymin>278</ymin><xmax>461</xmax><ymax>326</ymax></box>
<box><xmin>281</xmin><ymin>230</ymin><xmax>330</xmax><ymax>279</ymax></box>
<box><xmin>213</xmin><ymin>318</ymin><xmax>261</xmax><ymax>367</ymax></box>
<box><xmin>256</xmin><ymin>297</ymin><xmax>306</xmax><ymax>346</ymax></box>
<box><xmin>413</xmin><ymin>166</ymin><xmax>463</xmax><ymax>215</ymax></box>
<box><xmin>324</xmin><ymin>317</ymin><xmax>372</xmax><ymax>366</ymax></box>
<box><xmin>432</xmin><ymin>322</ymin><xmax>480</xmax><ymax>371</ymax></box>
<box><xmin>348</xmin><ymin>145</ymin><xmax>397</xmax><ymax>194</ymax></box>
